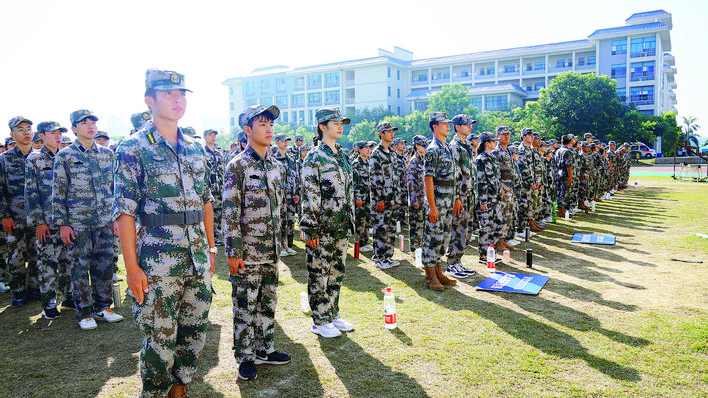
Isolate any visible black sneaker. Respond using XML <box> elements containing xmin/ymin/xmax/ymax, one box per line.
<box><xmin>61</xmin><ymin>300</ymin><xmax>76</xmax><ymax>309</ymax></box>
<box><xmin>26</xmin><ymin>289</ymin><xmax>42</xmax><ymax>301</ymax></box>
<box><xmin>238</xmin><ymin>360</ymin><xmax>257</xmax><ymax>380</ymax></box>
<box><xmin>11</xmin><ymin>292</ymin><xmax>26</xmax><ymax>307</ymax></box>
<box><xmin>43</xmin><ymin>307</ymin><xmax>61</xmax><ymax>320</ymax></box>
<box><xmin>255</xmin><ymin>350</ymin><xmax>291</xmax><ymax>365</ymax></box>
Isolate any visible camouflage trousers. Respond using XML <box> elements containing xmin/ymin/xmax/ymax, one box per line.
<box><xmin>306</xmin><ymin>234</ymin><xmax>347</xmax><ymax>325</ymax></box>
<box><xmin>70</xmin><ymin>225</ymin><xmax>114</xmax><ymax>319</ymax></box>
<box><xmin>447</xmin><ymin>195</ymin><xmax>474</xmax><ymax>265</ymax></box>
<box><xmin>213</xmin><ymin>206</ymin><xmax>223</xmax><ymax>242</ymax></box>
<box><xmin>37</xmin><ymin>229</ymin><xmax>72</xmax><ymax>308</ymax></box>
<box><xmin>6</xmin><ymin>226</ymin><xmax>39</xmax><ymax>293</ymax></box>
<box><xmin>397</xmin><ymin>200</ymin><xmax>407</xmax><ymax>227</ymax></box>
<box><xmin>499</xmin><ymin>184</ymin><xmax>515</xmax><ymax>239</ymax></box>
<box><xmin>113</xmin><ymin>235</ymin><xmax>121</xmax><ymax>274</ymax></box>
<box><xmin>354</xmin><ymin>202</ymin><xmax>371</xmax><ymax>246</ymax></box>
<box><xmin>476</xmin><ymin>200</ymin><xmax>503</xmax><ymax>257</ymax></box>
<box><xmin>556</xmin><ymin>177</ymin><xmax>572</xmax><ymax>210</ymax></box>
<box><xmin>0</xmin><ymin>230</ymin><xmax>9</xmax><ymax>280</ymax></box>
<box><xmin>372</xmin><ymin>205</ymin><xmax>396</xmax><ymax>262</ymax></box>
<box><xmin>408</xmin><ymin>205</ymin><xmax>425</xmax><ymax>251</ymax></box>
<box><xmin>231</xmin><ymin>261</ymin><xmax>278</xmax><ymax>363</ymax></box>
<box><xmin>422</xmin><ymin>194</ymin><xmax>454</xmax><ymax>268</ymax></box>
<box><xmin>132</xmin><ymin>272</ymin><xmax>212</xmax><ymax>398</ymax></box>
<box><xmin>517</xmin><ymin>189</ymin><xmax>534</xmax><ymax>231</ymax></box>
<box><xmin>281</xmin><ymin>200</ymin><xmax>298</xmax><ymax>248</ymax></box>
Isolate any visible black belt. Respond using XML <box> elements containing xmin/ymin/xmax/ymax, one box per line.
<box><xmin>501</xmin><ymin>176</ymin><xmax>514</xmax><ymax>181</ymax></box>
<box><xmin>139</xmin><ymin>210</ymin><xmax>205</xmax><ymax>226</ymax></box>
<box><xmin>433</xmin><ymin>178</ymin><xmax>455</xmax><ymax>187</ymax></box>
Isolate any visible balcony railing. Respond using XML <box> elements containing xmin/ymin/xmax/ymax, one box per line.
<box><xmin>452</xmin><ymin>75</ymin><xmax>473</xmax><ymax>82</ymax></box>
<box><xmin>498</xmin><ymin>70</ymin><xmax>519</xmax><ymax>78</ymax></box>
<box><xmin>548</xmin><ymin>66</ymin><xmax>572</xmax><ymax>74</ymax></box>
<box><xmin>630</xmin><ymin>50</ymin><xmax>656</xmax><ymax>58</ymax></box>
<box><xmin>411</xmin><ymin>80</ymin><xmax>429</xmax><ymax>87</ymax></box>
<box><xmin>576</xmin><ymin>64</ymin><xmax>596</xmax><ymax>71</ymax></box>
<box><xmin>523</xmin><ymin>69</ymin><xmax>545</xmax><ymax>76</ymax></box>
<box><xmin>629</xmin><ymin>95</ymin><xmax>654</xmax><ymax>105</ymax></box>
<box><xmin>630</xmin><ymin>74</ymin><xmax>655</xmax><ymax>82</ymax></box>
<box><xmin>344</xmin><ymin>97</ymin><xmax>355</xmax><ymax>104</ymax></box>
<box><xmin>430</xmin><ymin>77</ymin><xmax>450</xmax><ymax>85</ymax></box>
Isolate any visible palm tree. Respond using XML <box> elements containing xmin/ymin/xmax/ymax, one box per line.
<box><xmin>682</xmin><ymin>116</ymin><xmax>700</xmax><ymax>147</ymax></box>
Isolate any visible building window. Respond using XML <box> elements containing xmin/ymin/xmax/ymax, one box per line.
<box><xmin>471</xmin><ymin>97</ymin><xmax>482</xmax><ymax>110</ymax></box>
<box><xmin>246</xmin><ymin>99</ymin><xmax>257</xmax><ymax>106</ymax></box>
<box><xmin>229</xmin><ymin>87</ymin><xmax>233</xmax><ymax>95</ymax></box>
<box><xmin>294</xmin><ymin>76</ymin><xmax>305</xmax><ymax>91</ymax></box>
<box><xmin>485</xmin><ymin>95</ymin><xmax>507</xmax><ymax>111</ymax></box>
<box><xmin>578</xmin><ymin>57</ymin><xmax>585</xmax><ymax>66</ymax></box>
<box><xmin>504</xmin><ymin>65</ymin><xmax>515</xmax><ymax>73</ymax></box>
<box><xmin>611</xmin><ymin>39</ymin><xmax>627</xmax><ymax>55</ymax></box>
<box><xmin>324</xmin><ymin>72</ymin><xmax>340</xmax><ymax>88</ymax></box>
<box><xmin>460</xmin><ymin>69</ymin><xmax>469</xmax><ymax>77</ymax></box>
<box><xmin>535</xmin><ymin>62</ymin><xmax>545</xmax><ymax>71</ymax></box>
<box><xmin>298</xmin><ymin>110</ymin><xmax>305</xmax><ymax>124</ymax></box>
<box><xmin>397</xmin><ymin>70</ymin><xmax>400</xmax><ymax>80</ymax></box>
<box><xmin>534</xmin><ymin>82</ymin><xmax>545</xmax><ymax>91</ymax></box>
<box><xmin>276</xmin><ymin>78</ymin><xmax>286</xmax><ymax>93</ymax></box>
<box><xmin>414</xmin><ymin>101</ymin><xmax>428</xmax><ymax>112</ymax></box>
<box><xmin>244</xmin><ymin>81</ymin><xmax>255</xmax><ymax>97</ymax></box>
<box><xmin>630</xmin><ymin>86</ymin><xmax>654</xmax><ymax>104</ymax></box>
<box><xmin>260</xmin><ymin>80</ymin><xmax>270</xmax><ymax>94</ymax></box>
<box><xmin>231</xmin><ymin>117</ymin><xmax>234</xmax><ymax>126</ymax></box>
<box><xmin>388</xmin><ymin>67</ymin><xmax>391</xmax><ymax>78</ymax></box>
<box><xmin>324</xmin><ymin>90</ymin><xmax>340</xmax><ymax>105</ymax></box>
<box><xmin>587</xmin><ymin>56</ymin><xmax>596</xmax><ymax>66</ymax></box>
<box><xmin>388</xmin><ymin>86</ymin><xmax>391</xmax><ymax>96</ymax></box>
<box><xmin>388</xmin><ymin>105</ymin><xmax>391</xmax><ymax>111</ymax></box>
<box><xmin>486</xmin><ymin>67</ymin><xmax>495</xmax><ymax>75</ymax></box>
<box><xmin>397</xmin><ymin>106</ymin><xmax>400</xmax><ymax>115</ymax></box>
<box><xmin>230</xmin><ymin>102</ymin><xmax>234</xmax><ymax>111</ymax></box>
<box><xmin>611</xmin><ymin>64</ymin><xmax>627</xmax><ymax>79</ymax></box>
<box><xmin>307</xmin><ymin>75</ymin><xmax>322</xmax><ymax>90</ymax></box>
<box><xmin>275</xmin><ymin>95</ymin><xmax>288</xmax><ymax>108</ymax></box>
<box><xmin>443</xmin><ymin>71</ymin><xmax>450</xmax><ymax>79</ymax></box>
<box><xmin>291</xmin><ymin>94</ymin><xmax>305</xmax><ymax>107</ymax></box>
<box><xmin>630</xmin><ymin>61</ymin><xmax>655</xmax><ymax>81</ymax></box>
<box><xmin>556</xmin><ymin>59</ymin><xmax>565</xmax><ymax>68</ymax></box>
<box><xmin>417</xmin><ymin>73</ymin><xmax>427</xmax><ymax>82</ymax></box>
<box><xmin>631</xmin><ymin>36</ymin><xmax>657</xmax><ymax>57</ymax></box>
<box><xmin>282</xmin><ymin>112</ymin><xmax>288</xmax><ymax>123</ymax></box>
<box><xmin>397</xmin><ymin>88</ymin><xmax>400</xmax><ymax>98</ymax></box>
<box><xmin>617</xmin><ymin>88</ymin><xmax>626</xmax><ymax>103</ymax></box>
<box><xmin>259</xmin><ymin>97</ymin><xmax>271</xmax><ymax>106</ymax></box>
<box><xmin>307</xmin><ymin>92</ymin><xmax>322</xmax><ymax>106</ymax></box>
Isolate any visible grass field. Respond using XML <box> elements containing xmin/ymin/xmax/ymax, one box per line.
<box><xmin>1</xmin><ymin>177</ymin><xmax>707</xmax><ymax>397</ymax></box>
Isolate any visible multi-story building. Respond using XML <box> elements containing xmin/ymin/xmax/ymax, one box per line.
<box><xmin>223</xmin><ymin>10</ymin><xmax>676</xmax><ymax>130</ymax></box>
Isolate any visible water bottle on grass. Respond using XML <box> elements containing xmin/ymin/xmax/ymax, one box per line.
<box><xmin>384</xmin><ymin>287</ymin><xmax>397</xmax><ymax>329</ymax></box>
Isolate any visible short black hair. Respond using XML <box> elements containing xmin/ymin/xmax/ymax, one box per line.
<box><xmin>144</xmin><ymin>88</ymin><xmax>157</xmax><ymax>99</ymax></box>
<box><xmin>429</xmin><ymin>121</ymin><xmax>437</xmax><ymax>132</ymax></box>
<box><xmin>247</xmin><ymin>112</ymin><xmax>275</xmax><ymax>129</ymax></box>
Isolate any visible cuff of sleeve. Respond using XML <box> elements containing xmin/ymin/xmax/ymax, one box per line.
<box><xmin>225</xmin><ymin>237</ymin><xmax>243</xmax><ymax>259</ymax></box>
<box><xmin>112</xmin><ymin>198</ymin><xmax>138</xmax><ymax>221</ymax></box>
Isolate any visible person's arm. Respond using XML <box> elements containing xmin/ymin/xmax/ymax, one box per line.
<box><xmin>51</xmin><ymin>152</ymin><xmax>74</xmax><ymax>244</ymax></box>
<box><xmin>223</xmin><ymin>160</ymin><xmax>245</xmax><ymax>276</ymax></box>
<box><xmin>203</xmin><ymin>201</ymin><xmax>215</xmax><ymax>275</ymax></box>
<box><xmin>424</xmin><ymin>176</ymin><xmax>437</xmax><ymax>223</ymax></box>
<box><xmin>300</xmin><ymin>156</ymin><xmax>321</xmax><ymax>248</ymax></box>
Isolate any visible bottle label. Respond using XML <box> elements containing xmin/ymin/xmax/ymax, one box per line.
<box><xmin>384</xmin><ymin>313</ymin><xmax>396</xmax><ymax>324</ymax></box>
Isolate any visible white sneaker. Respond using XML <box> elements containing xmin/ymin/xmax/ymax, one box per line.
<box><xmin>94</xmin><ymin>308</ymin><xmax>124</xmax><ymax>323</ymax></box>
<box><xmin>515</xmin><ymin>232</ymin><xmax>527</xmax><ymax>240</ymax></box>
<box><xmin>584</xmin><ymin>200</ymin><xmax>591</xmax><ymax>207</ymax></box>
<box><xmin>311</xmin><ymin>323</ymin><xmax>341</xmax><ymax>338</ymax></box>
<box><xmin>79</xmin><ymin>317</ymin><xmax>98</xmax><ymax>330</ymax></box>
<box><xmin>507</xmin><ymin>239</ymin><xmax>520</xmax><ymax>246</ymax></box>
<box><xmin>359</xmin><ymin>244</ymin><xmax>374</xmax><ymax>252</ymax></box>
<box><xmin>112</xmin><ymin>274</ymin><xmax>124</xmax><ymax>282</ymax></box>
<box><xmin>529</xmin><ymin>231</ymin><xmax>537</xmax><ymax>237</ymax></box>
<box><xmin>545</xmin><ymin>216</ymin><xmax>553</xmax><ymax>223</ymax></box>
<box><xmin>0</xmin><ymin>282</ymin><xmax>9</xmax><ymax>292</ymax></box>
<box><xmin>279</xmin><ymin>250</ymin><xmax>290</xmax><ymax>257</ymax></box>
<box><xmin>332</xmin><ymin>318</ymin><xmax>355</xmax><ymax>332</ymax></box>
<box><xmin>389</xmin><ymin>260</ymin><xmax>400</xmax><ymax>267</ymax></box>
<box><xmin>286</xmin><ymin>248</ymin><xmax>297</xmax><ymax>255</ymax></box>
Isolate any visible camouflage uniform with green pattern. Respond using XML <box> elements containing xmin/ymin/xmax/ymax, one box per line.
<box><xmin>205</xmin><ymin>144</ymin><xmax>225</xmax><ymax>242</ymax></box>
<box><xmin>475</xmin><ymin>146</ymin><xmax>503</xmax><ymax>257</ymax></box>
<box><xmin>369</xmin><ymin>123</ymin><xmax>400</xmax><ymax>263</ymax></box>
<box><xmin>407</xmin><ymin>149</ymin><xmax>426</xmax><ymax>251</ymax></box>
<box><xmin>352</xmin><ymin>144</ymin><xmax>371</xmax><ymax>247</ymax></box>
<box><xmin>274</xmin><ymin>148</ymin><xmax>300</xmax><ymax>249</ymax></box>
<box><xmin>492</xmin><ymin>133</ymin><xmax>516</xmax><ymax>242</ymax></box>
<box><xmin>447</xmin><ymin>124</ymin><xmax>476</xmax><ymax>266</ymax></box>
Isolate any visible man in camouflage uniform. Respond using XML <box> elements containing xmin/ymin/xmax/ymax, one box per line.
<box><xmin>475</xmin><ymin>132</ymin><xmax>503</xmax><ymax>262</ymax></box>
<box><xmin>204</xmin><ymin>129</ymin><xmax>226</xmax><ymax>245</ymax></box>
<box><xmin>1</xmin><ymin>116</ymin><xmax>40</xmax><ymax>306</ymax></box>
<box><xmin>369</xmin><ymin>122</ymin><xmax>400</xmax><ymax>269</ymax></box>
<box><xmin>352</xmin><ymin>140</ymin><xmax>374</xmax><ymax>253</ymax></box>
<box><xmin>421</xmin><ymin>112</ymin><xmax>459</xmax><ymax>291</ymax></box>
<box><xmin>492</xmin><ymin>126</ymin><xmax>517</xmax><ymax>252</ymax></box>
<box><xmin>446</xmin><ymin>115</ymin><xmax>477</xmax><ymax>278</ymax></box>
<box><xmin>465</xmin><ymin>132</ymin><xmax>481</xmax><ymax>240</ymax></box>
<box><xmin>554</xmin><ymin>135</ymin><xmax>575</xmax><ymax>218</ymax></box>
<box><xmin>506</xmin><ymin>144</ymin><xmax>523</xmax><ymax>246</ymax></box>
<box><xmin>392</xmin><ymin>138</ymin><xmax>409</xmax><ymax>229</ymax></box>
<box><xmin>515</xmin><ymin>128</ymin><xmax>540</xmax><ymax>239</ymax></box>
<box><xmin>530</xmin><ymin>133</ymin><xmax>547</xmax><ymax>230</ymax></box>
<box><xmin>407</xmin><ymin>135</ymin><xmax>428</xmax><ymax>254</ymax></box>
<box><xmin>287</xmin><ymin>133</ymin><xmax>305</xmax><ymax>159</ymax></box>
<box><xmin>25</xmin><ymin>121</ymin><xmax>72</xmax><ymax>319</ymax></box>
<box><xmin>274</xmin><ymin>133</ymin><xmax>300</xmax><ymax>256</ymax></box>
<box><xmin>113</xmin><ymin>70</ymin><xmax>215</xmax><ymax>397</ymax></box>
<box><xmin>223</xmin><ymin>104</ymin><xmax>290</xmax><ymax>381</ymax></box>
<box><xmin>53</xmin><ymin>110</ymin><xmax>123</xmax><ymax>329</ymax></box>
<box><xmin>130</xmin><ymin>111</ymin><xmax>152</xmax><ymax>134</ymax></box>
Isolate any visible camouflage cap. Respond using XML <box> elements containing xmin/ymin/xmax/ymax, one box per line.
<box><xmin>145</xmin><ymin>69</ymin><xmax>192</xmax><ymax>92</ymax></box>
<box><xmin>9</xmin><ymin>116</ymin><xmax>33</xmax><ymax>129</ymax></box>
<box><xmin>466</xmin><ymin>133</ymin><xmax>479</xmax><ymax>142</ymax></box>
<box><xmin>392</xmin><ymin>138</ymin><xmax>406</xmax><ymax>145</ymax></box>
<box><xmin>237</xmin><ymin>130</ymin><xmax>247</xmax><ymax>143</ymax></box>
<box><xmin>452</xmin><ymin>114</ymin><xmax>477</xmax><ymax>125</ymax></box>
<box><xmin>521</xmin><ymin>128</ymin><xmax>534</xmax><ymax>136</ymax></box>
<box><xmin>183</xmin><ymin>127</ymin><xmax>197</xmax><ymax>137</ymax></box>
<box><xmin>545</xmin><ymin>149</ymin><xmax>554</xmax><ymax>156</ymax></box>
<box><xmin>608</xmin><ymin>141</ymin><xmax>616</xmax><ymax>145</ymax></box>
<box><xmin>509</xmin><ymin>145</ymin><xmax>521</xmax><ymax>154</ymax></box>
<box><xmin>95</xmin><ymin>131</ymin><xmax>110</xmax><ymax>140</ymax></box>
<box><xmin>130</xmin><ymin>111</ymin><xmax>151</xmax><ymax>130</ymax></box>
<box><xmin>539</xmin><ymin>140</ymin><xmax>548</xmax><ymax>147</ymax></box>
<box><xmin>581</xmin><ymin>141</ymin><xmax>590</xmax><ymax>147</ymax></box>
<box><xmin>300</xmin><ymin>145</ymin><xmax>310</xmax><ymax>152</ymax></box>
<box><xmin>70</xmin><ymin>109</ymin><xmax>98</xmax><ymax>125</ymax></box>
<box><xmin>61</xmin><ymin>135</ymin><xmax>71</xmax><ymax>143</ymax></box>
<box><xmin>5</xmin><ymin>137</ymin><xmax>15</xmax><ymax>145</ymax></box>
<box><xmin>316</xmin><ymin>107</ymin><xmax>351</xmax><ymax>125</ymax></box>
<box><xmin>584</xmin><ymin>133</ymin><xmax>594</xmax><ymax>138</ymax></box>
<box><xmin>355</xmin><ymin>140</ymin><xmax>367</xmax><ymax>149</ymax></box>
<box><xmin>238</xmin><ymin>104</ymin><xmax>280</xmax><ymax>128</ymax></box>
<box><xmin>274</xmin><ymin>133</ymin><xmax>290</xmax><ymax>142</ymax></box>
<box><xmin>413</xmin><ymin>134</ymin><xmax>428</xmax><ymax>146</ymax></box>
<box><xmin>376</xmin><ymin>121</ymin><xmax>398</xmax><ymax>132</ymax></box>
<box><xmin>429</xmin><ymin>112</ymin><xmax>452</xmax><ymax>123</ymax></box>
<box><xmin>37</xmin><ymin>121</ymin><xmax>68</xmax><ymax>134</ymax></box>
<box><xmin>547</xmin><ymin>139</ymin><xmax>557</xmax><ymax>145</ymax></box>
<box><xmin>204</xmin><ymin>129</ymin><xmax>218</xmax><ymax>136</ymax></box>
<box><xmin>294</xmin><ymin>134</ymin><xmax>304</xmax><ymax>141</ymax></box>
<box><xmin>479</xmin><ymin>131</ymin><xmax>500</xmax><ymax>143</ymax></box>
<box><xmin>533</xmin><ymin>132</ymin><xmax>541</xmax><ymax>138</ymax></box>
<box><xmin>496</xmin><ymin>125</ymin><xmax>510</xmax><ymax>133</ymax></box>
<box><xmin>32</xmin><ymin>133</ymin><xmax>42</xmax><ymax>142</ymax></box>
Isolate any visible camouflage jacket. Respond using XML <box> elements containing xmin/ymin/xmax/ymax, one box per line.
<box><xmin>492</xmin><ymin>145</ymin><xmax>516</xmax><ymax>190</ymax></box>
<box><xmin>396</xmin><ymin>152</ymin><xmax>408</xmax><ymax>202</ymax></box>
<box><xmin>205</xmin><ymin>145</ymin><xmax>226</xmax><ymax>205</ymax></box>
<box><xmin>581</xmin><ymin>151</ymin><xmax>593</xmax><ymax>179</ymax></box>
<box><xmin>407</xmin><ymin>153</ymin><xmax>426</xmax><ymax>208</ymax></box>
<box><xmin>369</xmin><ymin>143</ymin><xmax>399</xmax><ymax>206</ymax></box>
<box><xmin>424</xmin><ymin>137</ymin><xmax>457</xmax><ymax>199</ymax></box>
<box><xmin>516</xmin><ymin>143</ymin><xmax>538</xmax><ymax>189</ymax></box>
<box><xmin>274</xmin><ymin>150</ymin><xmax>301</xmax><ymax>202</ymax></box>
<box><xmin>554</xmin><ymin>146</ymin><xmax>573</xmax><ymax>180</ymax></box>
<box><xmin>533</xmin><ymin>148</ymin><xmax>547</xmax><ymax>187</ymax></box>
<box><xmin>544</xmin><ymin>157</ymin><xmax>556</xmax><ymax>193</ymax></box>
<box><xmin>25</xmin><ymin>146</ymin><xmax>56</xmax><ymax>227</ymax></box>
<box><xmin>352</xmin><ymin>155</ymin><xmax>370</xmax><ymax>205</ymax></box>
<box><xmin>300</xmin><ymin>142</ymin><xmax>354</xmax><ymax>240</ymax></box>
<box><xmin>222</xmin><ymin>146</ymin><xmax>282</xmax><ymax>264</ymax></box>
<box><xmin>450</xmin><ymin>134</ymin><xmax>476</xmax><ymax>197</ymax></box>
<box><xmin>475</xmin><ymin>151</ymin><xmax>502</xmax><ymax>205</ymax></box>
<box><xmin>53</xmin><ymin>140</ymin><xmax>114</xmax><ymax>227</ymax></box>
<box><xmin>0</xmin><ymin>146</ymin><xmax>32</xmax><ymax>227</ymax></box>
<box><xmin>112</xmin><ymin>122</ymin><xmax>213</xmax><ymax>276</ymax></box>
<box><xmin>286</xmin><ymin>144</ymin><xmax>302</xmax><ymax>160</ymax></box>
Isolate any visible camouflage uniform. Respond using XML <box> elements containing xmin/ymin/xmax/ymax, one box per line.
<box><xmin>531</xmin><ymin>142</ymin><xmax>546</xmax><ymax>220</ymax></box>
<box><xmin>554</xmin><ymin>144</ymin><xmax>574</xmax><ymax>210</ymax></box>
<box><xmin>395</xmin><ymin>147</ymin><xmax>408</xmax><ymax>229</ymax></box>
<box><xmin>25</xmin><ymin>145</ymin><xmax>71</xmax><ymax>308</ymax></box>
<box><xmin>492</xmin><ymin>141</ymin><xmax>516</xmax><ymax>241</ymax></box>
<box><xmin>352</xmin><ymin>146</ymin><xmax>371</xmax><ymax>247</ymax></box>
<box><xmin>475</xmin><ymin>147</ymin><xmax>503</xmax><ymax>257</ymax></box>
<box><xmin>407</xmin><ymin>151</ymin><xmax>426</xmax><ymax>251</ymax></box>
<box><xmin>222</xmin><ymin>145</ymin><xmax>282</xmax><ymax>364</ymax></box>
<box><xmin>516</xmin><ymin>140</ymin><xmax>538</xmax><ymax>232</ymax></box>
<box><xmin>447</xmin><ymin>131</ymin><xmax>476</xmax><ymax>266</ymax></box>
<box><xmin>580</xmin><ymin>145</ymin><xmax>593</xmax><ymax>203</ymax></box>
<box><xmin>0</xmin><ymin>145</ymin><xmax>39</xmax><ymax>296</ymax></box>
<box><xmin>52</xmin><ymin>134</ymin><xmax>115</xmax><ymax>319</ymax></box>
<box><xmin>422</xmin><ymin>136</ymin><xmax>457</xmax><ymax>268</ymax></box>
<box><xmin>113</xmin><ymin>119</ymin><xmax>213</xmax><ymax>397</ymax></box>
<box><xmin>205</xmin><ymin>144</ymin><xmax>225</xmax><ymax>242</ymax></box>
<box><xmin>274</xmin><ymin>148</ymin><xmax>300</xmax><ymax>249</ymax></box>
<box><xmin>299</xmin><ymin>135</ymin><xmax>354</xmax><ymax>326</ymax></box>
<box><xmin>369</xmin><ymin>136</ymin><xmax>399</xmax><ymax>263</ymax></box>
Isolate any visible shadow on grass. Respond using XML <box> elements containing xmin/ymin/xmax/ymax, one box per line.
<box><xmin>189</xmin><ymin>321</ymin><xmax>225</xmax><ymax>397</ymax></box>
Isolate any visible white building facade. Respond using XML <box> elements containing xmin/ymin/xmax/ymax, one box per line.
<box><xmin>223</xmin><ymin>10</ymin><xmax>676</xmax><ymax>130</ymax></box>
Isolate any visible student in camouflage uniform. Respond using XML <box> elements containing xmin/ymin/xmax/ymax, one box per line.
<box><xmin>392</xmin><ymin>138</ymin><xmax>409</xmax><ymax>229</ymax></box>
<box><xmin>446</xmin><ymin>115</ymin><xmax>477</xmax><ymax>279</ymax></box>
<box><xmin>506</xmin><ymin>145</ymin><xmax>523</xmax><ymax>246</ymax></box>
<box><xmin>223</xmin><ymin>104</ymin><xmax>290</xmax><ymax>381</ymax></box>
<box><xmin>53</xmin><ymin>109</ymin><xmax>123</xmax><ymax>329</ymax></box>
<box><xmin>113</xmin><ymin>70</ymin><xmax>215</xmax><ymax>397</ymax></box>
<box><xmin>407</xmin><ymin>135</ymin><xmax>428</xmax><ymax>253</ymax></box>
<box><xmin>130</xmin><ymin>111</ymin><xmax>152</xmax><ymax>134</ymax></box>
<box><xmin>530</xmin><ymin>133</ymin><xmax>547</xmax><ymax>230</ymax></box>
<box><xmin>554</xmin><ymin>135</ymin><xmax>575</xmax><ymax>218</ymax></box>
<box><xmin>352</xmin><ymin>141</ymin><xmax>374</xmax><ymax>252</ymax></box>
<box><xmin>369</xmin><ymin>122</ymin><xmax>400</xmax><ymax>269</ymax></box>
<box><xmin>1</xmin><ymin>116</ymin><xmax>40</xmax><ymax>306</ymax></box>
<box><xmin>475</xmin><ymin>132</ymin><xmax>503</xmax><ymax>262</ymax></box>
<box><xmin>300</xmin><ymin>108</ymin><xmax>356</xmax><ymax>339</ymax></box>
<box><xmin>287</xmin><ymin>133</ymin><xmax>305</xmax><ymax>159</ymax></box>
<box><xmin>421</xmin><ymin>112</ymin><xmax>459</xmax><ymax>292</ymax></box>
<box><xmin>492</xmin><ymin>126</ymin><xmax>516</xmax><ymax>252</ymax></box>
<box><xmin>25</xmin><ymin>121</ymin><xmax>72</xmax><ymax>319</ymax></box>
<box><xmin>274</xmin><ymin>133</ymin><xmax>300</xmax><ymax>256</ymax></box>
<box><xmin>204</xmin><ymin>129</ymin><xmax>226</xmax><ymax>245</ymax></box>
<box><xmin>515</xmin><ymin>128</ymin><xmax>539</xmax><ymax>239</ymax></box>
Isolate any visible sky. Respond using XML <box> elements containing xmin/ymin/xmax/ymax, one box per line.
<box><xmin>1</xmin><ymin>0</ymin><xmax>706</xmax><ymax>144</ymax></box>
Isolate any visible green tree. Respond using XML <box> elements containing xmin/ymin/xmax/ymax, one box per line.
<box><xmin>681</xmin><ymin>116</ymin><xmax>700</xmax><ymax>148</ymax></box>
<box><xmin>426</xmin><ymin>83</ymin><xmax>479</xmax><ymax>119</ymax></box>
<box><xmin>537</xmin><ymin>72</ymin><xmax>623</xmax><ymax>141</ymax></box>
<box><xmin>348</xmin><ymin>119</ymin><xmax>377</xmax><ymax>144</ymax></box>
<box><xmin>652</xmin><ymin>111</ymin><xmax>681</xmax><ymax>155</ymax></box>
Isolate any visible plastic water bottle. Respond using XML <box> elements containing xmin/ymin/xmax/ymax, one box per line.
<box><xmin>300</xmin><ymin>291</ymin><xmax>311</xmax><ymax>315</ymax></box>
<box><xmin>399</xmin><ymin>234</ymin><xmax>405</xmax><ymax>251</ymax></box>
<box><xmin>502</xmin><ymin>249</ymin><xmax>510</xmax><ymax>263</ymax></box>
<box><xmin>591</xmin><ymin>201</ymin><xmax>596</xmax><ymax>212</ymax></box>
<box><xmin>486</xmin><ymin>245</ymin><xmax>496</xmax><ymax>271</ymax></box>
<box><xmin>634</xmin><ymin>178</ymin><xmax>638</xmax><ymax>186</ymax></box>
<box><xmin>383</xmin><ymin>287</ymin><xmax>397</xmax><ymax>329</ymax></box>
<box><xmin>565</xmin><ymin>211</ymin><xmax>570</xmax><ymax>221</ymax></box>
<box><xmin>414</xmin><ymin>248</ymin><xmax>423</xmax><ymax>268</ymax></box>
<box><xmin>112</xmin><ymin>283</ymin><xmax>121</xmax><ymax>308</ymax></box>
<box><xmin>396</xmin><ymin>221</ymin><xmax>401</xmax><ymax>234</ymax></box>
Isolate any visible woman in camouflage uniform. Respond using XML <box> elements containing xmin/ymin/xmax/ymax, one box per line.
<box><xmin>474</xmin><ymin>132</ymin><xmax>503</xmax><ymax>263</ymax></box>
<box><xmin>300</xmin><ymin>108</ymin><xmax>355</xmax><ymax>339</ymax></box>
<box><xmin>407</xmin><ymin>135</ymin><xmax>428</xmax><ymax>253</ymax></box>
